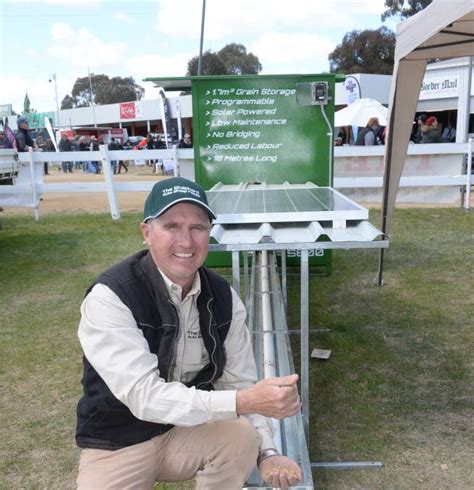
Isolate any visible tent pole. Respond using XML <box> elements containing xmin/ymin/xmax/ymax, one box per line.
<box><xmin>463</xmin><ymin>57</ymin><xmax>472</xmax><ymax>143</ymax></box>
<box><xmin>377</xmin><ymin>248</ymin><xmax>385</xmax><ymax>286</ymax></box>
<box><xmin>461</xmin><ymin>56</ymin><xmax>473</xmax><ymax>208</ymax></box>
<box><xmin>377</xmin><ymin>86</ymin><xmax>398</xmax><ymax>286</ymax></box>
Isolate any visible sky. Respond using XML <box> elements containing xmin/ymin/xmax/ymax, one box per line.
<box><xmin>0</xmin><ymin>0</ymin><xmax>398</xmax><ymax>114</ymax></box>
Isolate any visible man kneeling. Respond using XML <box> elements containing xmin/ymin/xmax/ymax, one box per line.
<box><xmin>76</xmin><ymin>177</ymin><xmax>302</xmax><ymax>489</ymax></box>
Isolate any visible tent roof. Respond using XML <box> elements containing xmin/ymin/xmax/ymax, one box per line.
<box><xmin>395</xmin><ymin>0</ymin><xmax>474</xmax><ymax>61</ymax></box>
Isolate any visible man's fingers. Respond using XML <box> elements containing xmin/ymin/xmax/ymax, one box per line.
<box><xmin>275</xmin><ymin>373</ymin><xmax>299</xmax><ymax>386</ymax></box>
<box><xmin>279</xmin><ymin>474</ymin><xmax>291</xmax><ymax>488</ymax></box>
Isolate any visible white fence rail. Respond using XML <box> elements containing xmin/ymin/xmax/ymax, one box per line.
<box><xmin>0</xmin><ymin>146</ymin><xmax>194</xmax><ymax>220</ymax></box>
<box><xmin>0</xmin><ymin>143</ymin><xmax>472</xmax><ymax>221</ymax></box>
<box><xmin>333</xmin><ymin>141</ymin><xmax>473</xmax><ymax>207</ymax></box>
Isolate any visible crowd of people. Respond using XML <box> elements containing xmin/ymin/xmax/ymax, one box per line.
<box><xmin>0</xmin><ymin>119</ymin><xmax>194</xmax><ymax>176</ymax></box>
<box><xmin>411</xmin><ymin>114</ymin><xmax>456</xmax><ymax>143</ymax></box>
<box><xmin>334</xmin><ymin>118</ymin><xmax>386</xmax><ymax>147</ymax></box>
<box><xmin>335</xmin><ymin>114</ymin><xmax>457</xmax><ymax>147</ymax></box>
<box><xmin>56</xmin><ymin>133</ymin><xmax>103</xmax><ymax>174</ymax></box>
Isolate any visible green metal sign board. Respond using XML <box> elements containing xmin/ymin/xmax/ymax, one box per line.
<box><xmin>190</xmin><ymin>74</ymin><xmax>336</xmax><ymax>189</ymax></box>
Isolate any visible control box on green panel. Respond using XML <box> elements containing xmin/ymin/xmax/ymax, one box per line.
<box><xmin>189</xmin><ymin>74</ymin><xmax>337</xmax><ymax>271</ymax></box>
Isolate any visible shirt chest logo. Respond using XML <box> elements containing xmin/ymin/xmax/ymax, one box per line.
<box><xmin>187</xmin><ymin>330</ymin><xmax>202</xmax><ymax>339</ymax></box>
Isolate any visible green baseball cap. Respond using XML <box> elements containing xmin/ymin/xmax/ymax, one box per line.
<box><xmin>143</xmin><ymin>177</ymin><xmax>216</xmax><ymax>222</ymax></box>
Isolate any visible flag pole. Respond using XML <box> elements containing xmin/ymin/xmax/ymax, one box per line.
<box><xmin>197</xmin><ymin>0</ymin><xmax>206</xmax><ymax>76</ymax></box>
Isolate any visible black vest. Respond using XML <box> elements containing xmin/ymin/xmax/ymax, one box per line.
<box><xmin>76</xmin><ymin>250</ymin><xmax>232</xmax><ymax>450</ymax></box>
<box><xmin>355</xmin><ymin>126</ymin><xmax>375</xmax><ymax>146</ymax></box>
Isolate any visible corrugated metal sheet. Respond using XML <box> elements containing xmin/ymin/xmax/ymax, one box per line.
<box><xmin>211</xmin><ymin>220</ymin><xmax>383</xmax><ymax>244</ymax></box>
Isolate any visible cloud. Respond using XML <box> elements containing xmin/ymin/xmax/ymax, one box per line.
<box><xmin>156</xmin><ymin>0</ymin><xmax>388</xmax><ymax>42</ymax></box>
<box><xmin>250</xmin><ymin>32</ymin><xmax>335</xmax><ymax>73</ymax></box>
<box><xmin>50</xmin><ymin>22</ymin><xmax>74</xmax><ymax>41</ymax></box>
<box><xmin>0</xmin><ymin>74</ymin><xmax>76</xmax><ymax>114</ymax></box>
<box><xmin>6</xmin><ymin>0</ymin><xmax>99</xmax><ymax>4</ymax></box>
<box><xmin>127</xmin><ymin>53</ymin><xmax>191</xmax><ymax>81</ymax></box>
<box><xmin>45</xmin><ymin>0</ymin><xmax>99</xmax><ymax>4</ymax></box>
<box><xmin>47</xmin><ymin>22</ymin><xmax>127</xmax><ymax>70</ymax></box>
<box><xmin>127</xmin><ymin>53</ymin><xmax>196</xmax><ymax>101</ymax></box>
<box><xmin>114</xmin><ymin>12</ymin><xmax>134</xmax><ymax>24</ymax></box>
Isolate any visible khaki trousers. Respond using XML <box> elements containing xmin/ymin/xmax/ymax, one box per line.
<box><xmin>77</xmin><ymin>417</ymin><xmax>260</xmax><ymax>490</ymax></box>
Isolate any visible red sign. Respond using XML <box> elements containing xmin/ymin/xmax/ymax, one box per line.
<box><xmin>120</xmin><ymin>102</ymin><xmax>136</xmax><ymax>119</ymax></box>
<box><xmin>59</xmin><ymin>130</ymin><xmax>74</xmax><ymax>138</ymax></box>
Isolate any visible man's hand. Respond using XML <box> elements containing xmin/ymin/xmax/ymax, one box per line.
<box><xmin>259</xmin><ymin>455</ymin><xmax>303</xmax><ymax>488</ymax></box>
<box><xmin>236</xmin><ymin>374</ymin><xmax>301</xmax><ymax>419</ymax></box>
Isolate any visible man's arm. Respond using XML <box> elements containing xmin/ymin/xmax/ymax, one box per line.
<box><xmin>213</xmin><ymin>289</ymin><xmax>300</xmax><ymax>444</ymax></box>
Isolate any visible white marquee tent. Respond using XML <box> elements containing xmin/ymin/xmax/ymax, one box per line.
<box><xmin>379</xmin><ymin>0</ymin><xmax>474</xmax><ymax>282</ymax></box>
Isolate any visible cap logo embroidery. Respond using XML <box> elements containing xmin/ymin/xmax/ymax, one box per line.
<box><xmin>162</xmin><ymin>186</ymin><xmax>201</xmax><ymax>198</ymax></box>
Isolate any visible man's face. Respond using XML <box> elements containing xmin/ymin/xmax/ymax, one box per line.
<box><xmin>140</xmin><ymin>202</ymin><xmax>211</xmax><ymax>292</ymax></box>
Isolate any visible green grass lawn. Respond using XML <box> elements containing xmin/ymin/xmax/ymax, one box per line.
<box><xmin>0</xmin><ymin>208</ymin><xmax>472</xmax><ymax>489</ymax></box>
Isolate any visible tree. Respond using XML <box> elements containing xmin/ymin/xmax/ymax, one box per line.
<box><xmin>61</xmin><ymin>74</ymin><xmax>144</xmax><ymax>109</ymax></box>
<box><xmin>186</xmin><ymin>51</ymin><xmax>228</xmax><ymax>76</ymax></box>
<box><xmin>186</xmin><ymin>43</ymin><xmax>262</xmax><ymax>76</ymax></box>
<box><xmin>382</xmin><ymin>0</ymin><xmax>432</xmax><ymax>20</ymax></box>
<box><xmin>23</xmin><ymin>93</ymin><xmax>31</xmax><ymax>113</ymax></box>
<box><xmin>95</xmin><ymin>76</ymin><xmax>144</xmax><ymax>105</ymax></box>
<box><xmin>61</xmin><ymin>95</ymin><xmax>75</xmax><ymax>110</ymax></box>
<box><xmin>328</xmin><ymin>27</ymin><xmax>396</xmax><ymax>75</ymax></box>
<box><xmin>217</xmin><ymin>43</ymin><xmax>262</xmax><ymax>75</ymax></box>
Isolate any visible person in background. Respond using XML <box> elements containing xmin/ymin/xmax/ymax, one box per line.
<box><xmin>442</xmin><ymin>122</ymin><xmax>456</xmax><ymax>142</ymax></box>
<box><xmin>355</xmin><ymin>117</ymin><xmax>380</xmax><ymax>146</ymax></box>
<box><xmin>178</xmin><ymin>132</ymin><xmax>193</xmax><ymax>148</ymax></box>
<box><xmin>15</xmin><ymin>117</ymin><xmax>35</xmax><ymax>152</ymax></box>
<box><xmin>154</xmin><ymin>133</ymin><xmax>167</xmax><ymax>149</ymax></box>
<box><xmin>72</xmin><ymin>136</ymin><xmax>82</xmax><ymax>169</ymax></box>
<box><xmin>379</xmin><ymin>125</ymin><xmax>388</xmax><ymax>145</ymax></box>
<box><xmin>146</xmin><ymin>133</ymin><xmax>154</xmax><ymax>150</ymax></box>
<box><xmin>116</xmin><ymin>139</ymin><xmax>129</xmax><ymax>174</ymax></box>
<box><xmin>420</xmin><ymin>116</ymin><xmax>443</xmax><ymax>143</ymax></box>
<box><xmin>0</xmin><ymin>130</ymin><xmax>13</xmax><ymax>149</ymax></box>
<box><xmin>336</xmin><ymin>128</ymin><xmax>347</xmax><ymax>145</ymax></box>
<box><xmin>35</xmin><ymin>134</ymin><xmax>50</xmax><ymax>175</ymax></box>
<box><xmin>145</xmin><ymin>133</ymin><xmax>155</xmax><ymax>166</ymax></box>
<box><xmin>153</xmin><ymin>134</ymin><xmax>167</xmax><ymax>174</ymax></box>
<box><xmin>78</xmin><ymin>136</ymin><xmax>89</xmax><ymax>172</ymax></box>
<box><xmin>412</xmin><ymin>114</ymin><xmax>427</xmax><ymax>143</ymax></box>
<box><xmin>75</xmin><ymin>177</ymin><xmax>303</xmax><ymax>489</ymax></box>
<box><xmin>108</xmin><ymin>137</ymin><xmax>119</xmax><ymax>174</ymax></box>
<box><xmin>89</xmin><ymin>135</ymin><xmax>100</xmax><ymax>174</ymax></box>
<box><xmin>58</xmin><ymin>133</ymin><xmax>73</xmax><ymax>173</ymax></box>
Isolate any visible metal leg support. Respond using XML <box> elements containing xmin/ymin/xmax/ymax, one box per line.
<box><xmin>232</xmin><ymin>251</ymin><xmax>240</xmax><ymax>294</ymax></box>
<box><xmin>300</xmin><ymin>249</ymin><xmax>310</xmax><ymax>441</ymax></box>
<box><xmin>281</xmin><ymin>250</ymin><xmax>287</xmax><ymax>312</ymax></box>
<box><xmin>311</xmin><ymin>462</ymin><xmax>383</xmax><ymax>470</ymax></box>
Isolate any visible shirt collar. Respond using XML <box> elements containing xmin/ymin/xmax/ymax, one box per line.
<box><xmin>157</xmin><ymin>267</ymin><xmax>201</xmax><ymax>304</ymax></box>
